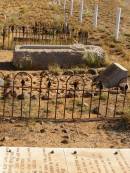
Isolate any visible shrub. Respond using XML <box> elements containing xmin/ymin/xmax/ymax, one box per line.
<box><xmin>48</xmin><ymin>63</ymin><xmax>62</xmax><ymax>75</ymax></box>
<box><xmin>82</xmin><ymin>51</ymin><xmax>106</xmax><ymax>68</ymax></box>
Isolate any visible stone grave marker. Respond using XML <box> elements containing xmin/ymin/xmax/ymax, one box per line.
<box><xmin>0</xmin><ymin>147</ymin><xmax>130</xmax><ymax>172</ymax></box>
<box><xmin>95</xmin><ymin>63</ymin><xmax>128</xmax><ymax>88</ymax></box>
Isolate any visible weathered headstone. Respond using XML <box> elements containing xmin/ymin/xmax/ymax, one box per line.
<box><xmin>0</xmin><ymin>147</ymin><xmax>130</xmax><ymax>172</ymax></box>
<box><xmin>95</xmin><ymin>63</ymin><xmax>128</xmax><ymax>88</ymax></box>
<box><xmin>115</xmin><ymin>7</ymin><xmax>122</xmax><ymax>41</ymax></box>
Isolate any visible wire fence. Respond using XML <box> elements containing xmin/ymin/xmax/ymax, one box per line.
<box><xmin>0</xmin><ymin>71</ymin><xmax>129</xmax><ymax>121</ymax></box>
<box><xmin>2</xmin><ymin>24</ymin><xmax>88</xmax><ymax>50</ymax></box>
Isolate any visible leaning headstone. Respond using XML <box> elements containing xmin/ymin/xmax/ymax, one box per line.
<box><xmin>95</xmin><ymin>63</ymin><xmax>128</xmax><ymax>88</ymax></box>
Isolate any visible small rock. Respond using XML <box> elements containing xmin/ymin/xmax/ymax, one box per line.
<box><xmin>0</xmin><ymin>137</ymin><xmax>5</xmax><ymax>142</ymax></box>
<box><xmin>41</xmin><ymin>95</ymin><xmax>49</xmax><ymax>100</ymax></box>
<box><xmin>62</xmin><ymin>136</ymin><xmax>69</xmax><ymax>139</ymax></box>
<box><xmin>54</xmin><ymin>128</ymin><xmax>58</xmax><ymax>131</ymax></box>
<box><xmin>97</xmin><ymin>67</ymin><xmax>106</xmax><ymax>74</ymax></box>
<box><xmin>120</xmin><ymin>138</ymin><xmax>127</xmax><ymax>144</ymax></box>
<box><xmin>62</xmin><ymin>129</ymin><xmax>67</xmax><ymax>133</ymax></box>
<box><xmin>63</xmin><ymin>70</ymin><xmax>74</xmax><ymax>76</ymax></box>
<box><xmin>91</xmin><ymin>107</ymin><xmax>100</xmax><ymax>114</ymax></box>
<box><xmin>83</xmin><ymin>91</ymin><xmax>92</xmax><ymax>98</ymax></box>
<box><xmin>9</xmin><ymin>119</ymin><xmax>16</xmax><ymax>123</ymax></box>
<box><xmin>88</xmin><ymin>68</ymin><xmax>98</xmax><ymax>75</ymax></box>
<box><xmin>31</xmin><ymin>95</ymin><xmax>37</xmax><ymax>100</ymax></box>
<box><xmin>65</xmin><ymin>91</ymin><xmax>74</xmax><ymax>98</ymax></box>
<box><xmin>12</xmin><ymin>91</ymin><xmax>17</xmax><ymax>98</ymax></box>
<box><xmin>109</xmin><ymin>90</ymin><xmax>120</xmax><ymax>94</ymax></box>
<box><xmin>40</xmin><ymin>129</ymin><xmax>46</xmax><ymax>133</ymax></box>
<box><xmin>61</xmin><ymin>139</ymin><xmax>69</xmax><ymax>144</ymax></box>
<box><xmin>17</xmin><ymin>94</ymin><xmax>24</xmax><ymax>100</ymax></box>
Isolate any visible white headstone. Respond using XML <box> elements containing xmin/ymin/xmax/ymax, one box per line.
<box><xmin>79</xmin><ymin>0</ymin><xmax>84</xmax><ymax>23</ymax></box>
<box><xmin>115</xmin><ymin>7</ymin><xmax>122</xmax><ymax>41</ymax></box>
<box><xmin>93</xmin><ymin>4</ymin><xmax>98</xmax><ymax>28</ymax></box>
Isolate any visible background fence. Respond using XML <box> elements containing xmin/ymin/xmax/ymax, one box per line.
<box><xmin>0</xmin><ymin>71</ymin><xmax>129</xmax><ymax>121</ymax></box>
<box><xmin>2</xmin><ymin>24</ymin><xmax>88</xmax><ymax>50</ymax></box>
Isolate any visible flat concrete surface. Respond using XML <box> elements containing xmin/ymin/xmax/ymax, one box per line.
<box><xmin>0</xmin><ymin>147</ymin><xmax>130</xmax><ymax>172</ymax></box>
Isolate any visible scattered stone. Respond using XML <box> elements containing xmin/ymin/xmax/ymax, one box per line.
<box><xmin>40</xmin><ymin>129</ymin><xmax>46</xmax><ymax>133</ymax></box>
<box><xmin>73</xmin><ymin>69</ymin><xmax>86</xmax><ymax>74</ymax></box>
<box><xmin>12</xmin><ymin>91</ymin><xmax>17</xmax><ymax>98</ymax></box>
<box><xmin>54</xmin><ymin>128</ymin><xmax>58</xmax><ymax>131</ymax></box>
<box><xmin>88</xmin><ymin>68</ymin><xmax>98</xmax><ymax>75</ymax></box>
<box><xmin>120</xmin><ymin>138</ymin><xmax>127</xmax><ymax>144</ymax></box>
<box><xmin>9</xmin><ymin>119</ymin><xmax>16</xmax><ymax>124</ymax></box>
<box><xmin>97</xmin><ymin>67</ymin><xmax>106</xmax><ymax>74</ymax></box>
<box><xmin>61</xmin><ymin>139</ymin><xmax>69</xmax><ymax>144</ymax></box>
<box><xmin>41</xmin><ymin>95</ymin><xmax>49</xmax><ymax>100</ymax></box>
<box><xmin>0</xmin><ymin>137</ymin><xmax>5</xmax><ymax>142</ymax></box>
<box><xmin>83</xmin><ymin>91</ymin><xmax>93</xmax><ymax>98</ymax></box>
<box><xmin>17</xmin><ymin>94</ymin><xmax>24</xmax><ymax>100</ymax></box>
<box><xmin>63</xmin><ymin>70</ymin><xmax>74</xmax><ymax>76</ymax></box>
<box><xmin>62</xmin><ymin>129</ymin><xmax>67</xmax><ymax>133</ymax></box>
<box><xmin>119</xmin><ymin>82</ymin><xmax>129</xmax><ymax>92</ymax></box>
<box><xmin>65</xmin><ymin>91</ymin><xmax>74</xmax><ymax>98</ymax></box>
<box><xmin>109</xmin><ymin>90</ymin><xmax>120</xmax><ymax>94</ymax></box>
<box><xmin>91</xmin><ymin>107</ymin><xmax>100</xmax><ymax>114</ymax></box>
<box><xmin>62</xmin><ymin>135</ymin><xmax>69</xmax><ymax>139</ymax></box>
<box><xmin>31</xmin><ymin>95</ymin><xmax>37</xmax><ymax>100</ymax></box>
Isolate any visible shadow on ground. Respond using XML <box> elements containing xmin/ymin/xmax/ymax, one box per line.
<box><xmin>0</xmin><ymin>62</ymin><xmax>16</xmax><ymax>70</ymax></box>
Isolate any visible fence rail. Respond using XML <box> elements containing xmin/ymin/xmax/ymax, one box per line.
<box><xmin>2</xmin><ymin>24</ymin><xmax>88</xmax><ymax>50</ymax></box>
<box><xmin>0</xmin><ymin>72</ymin><xmax>129</xmax><ymax>121</ymax></box>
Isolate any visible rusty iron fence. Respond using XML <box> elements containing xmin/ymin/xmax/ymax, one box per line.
<box><xmin>0</xmin><ymin>71</ymin><xmax>129</xmax><ymax>121</ymax></box>
<box><xmin>2</xmin><ymin>24</ymin><xmax>88</xmax><ymax>50</ymax></box>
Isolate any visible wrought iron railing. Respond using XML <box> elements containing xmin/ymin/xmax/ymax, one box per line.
<box><xmin>1</xmin><ymin>24</ymin><xmax>88</xmax><ymax>50</ymax></box>
<box><xmin>0</xmin><ymin>71</ymin><xmax>129</xmax><ymax>121</ymax></box>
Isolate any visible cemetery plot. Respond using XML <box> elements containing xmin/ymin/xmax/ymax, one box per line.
<box><xmin>0</xmin><ymin>70</ymin><xmax>129</xmax><ymax>121</ymax></box>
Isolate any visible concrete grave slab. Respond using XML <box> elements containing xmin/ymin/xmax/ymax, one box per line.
<box><xmin>13</xmin><ymin>44</ymin><xmax>105</xmax><ymax>69</ymax></box>
<box><xmin>0</xmin><ymin>147</ymin><xmax>130</xmax><ymax>172</ymax></box>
